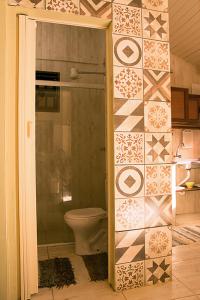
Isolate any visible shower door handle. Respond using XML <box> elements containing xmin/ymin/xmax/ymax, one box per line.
<box><xmin>27</xmin><ymin>121</ymin><xmax>32</xmax><ymax>138</ymax></box>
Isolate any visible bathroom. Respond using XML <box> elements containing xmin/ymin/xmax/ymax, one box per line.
<box><xmin>35</xmin><ymin>21</ymin><xmax>109</xmax><ymax>288</ymax></box>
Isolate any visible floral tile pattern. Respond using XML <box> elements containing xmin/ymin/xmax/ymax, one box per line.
<box><xmin>80</xmin><ymin>0</ymin><xmax>112</xmax><ymax>19</ymax></box>
<box><xmin>145</xmin><ymin>256</ymin><xmax>172</xmax><ymax>285</ymax></box>
<box><xmin>115</xmin><ymin>198</ymin><xmax>145</xmax><ymax>231</ymax></box>
<box><xmin>114</xmin><ymin>132</ymin><xmax>144</xmax><ymax>164</ymax></box>
<box><xmin>145</xmin><ymin>195</ymin><xmax>172</xmax><ymax>227</ymax></box>
<box><xmin>145</xmin><ymin>133</ymin><xmax>172</xmax><ymax>164</ymax></box>
<box><xmin>145</xmin><ymin>226</ymin><xmax>172</xmax><ymax>259</ymax></box>
<box><xmin>143</xmin><ymin>9</ymin><xmax>169</xmax><ymax>41</ymax></box>
<box><xmin>143</xmin><ymin>39</ymin><xmax>170</xmax><ymax>72</ymax></box>
<box><xmin>115</xmin><ymin>230</ymin><xmax>145</xmax><ymax>264</ymax></box>
<box><xmin>8</xmin><ymin>0</ymin><xmax>45</xmax><ymax>8</ymax></box>
<box><xmin>145</xmin><ymin>164</ymin><xmax>171</xmax><ymax>196</ymax></box>
<box><xmin>142</xmin><ymin>0</ymin><xmax>168</xmax><ymax>12</ymax></box>
<box><xmin>115</xmin><ymin>261</ymin><xmax>144</xmax><ymax>291</ymax></box>
<box><xmin>144</xmin><ymin>101</ymin><xmax>171</xmax><ymax>132</ymax></box>
<box><xmin>144</xmin><ymin>70</ymin><xmax>171</xmax><ymax>102</ymax></box>
<box><xmin>115</xmin><ymin>165</ymin><xmax>144</xmax><ymax>198</ymax></box>
<box><xmin>114</xmin><ymin>99</ymin><xmax>144</xmax><ymax>132</ymax></box>
<box><xmin>113</xmin><ymin>35</ymin><xmax>142</xmax><ymax>68</ymax></box>
<box><xmin>46</xmin><ymin>0</ymin><xmax>79</xmax><ymax>13</ymax></box>
<box><xmin>114</xmin><ymin>67</ymin><xmax>143</xmax><ymax>99</ymax></box>
<box><xmin>113</xmin><ymin>0</ymin><xmax>142</xmax><ymax>7</ymax></box>
<box><xmin>113</xmin><ymin>3</ymin><xmax>142</xmax><ymax>37</ymax></box>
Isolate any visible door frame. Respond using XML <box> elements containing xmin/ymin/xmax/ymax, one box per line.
<box><xmin>18</xmin><ymin>9</ymin><xmax>114</xmax><ymax>300</ymax></box>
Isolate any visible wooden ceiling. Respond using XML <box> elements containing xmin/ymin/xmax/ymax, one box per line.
<box><xmin>169</xmin><ymin>0</ymin><xmax>200</xmax><ymax>67</ymax></box>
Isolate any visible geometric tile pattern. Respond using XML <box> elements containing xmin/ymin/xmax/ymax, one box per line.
<box><xmin>46</xmin><ymin>0</ymin><xmax>79</xmax><ymax>13</ymax></box>
<box><xmin>115</xmin><ymin>230</ymin><xmax>145</xmax><ymax>264</ymax></box>
<box><xmin>113</xmin><ymin>35</ymin><xmax>142</xmax><ymax>68</ymax></box>
<box><xmin>8</xmin><ymin>0</ymin><xmax>45</xmax><ymax>8</ymax></box>
<box><xmin>143</xmin><ymin>9</ymin><xmax>169</xmax><ymax>41</ymax></box>
<box><xmin>145</xmin><ymin>133</ymin><xmax>172</xmax><ymax>164</ymax></box>
<box><xmin>114</xmin><ymin>67</ymin><xmax>143</xmax><ymax>99</ymax></box>
<box><xmin>144</xmin><ymin>101</ymin><xmax>171</xmax><ymax>133</ymax></box>
<box><xmin>145</xmin><ymin>226</ymin><xmax>172</xmax><ymax>259</ymax></box>
<box><xmin>142</xmin><ymin>0</ymin><xmax>168</xmax><ymax>12</ymax></box>
<box><xmin>114</xmin><ymin>132</ymin><xmax>144</xmax><ymax>164</ymax></box>
<box><xmin>145</xmin><ymin>195</ymin><xmax>172</xmax><ymax>227</ymax></box>
<box><xmin>143</xmin><ymin>39</ymin><xmax>170</xmax><ymax>72</ymax></box>
<box><xmin>145</xmin><ymin>164</ymin><xmax>171</xmax><ymax>196</ymax></box>
<box><xmin>114</xmin><ymin>99</ymin><xmax>144</xmax><ymax>132</ymax></box>
<box><xmin>115</xmin><ymin>198</ymin><xmax>145</xmax><ymax>231</ymax></box>
<box><xmin>115</xmin><ymin>261</ymin><xmax>144</xmax><ymax>291</ymax></box>
<box><xmin>113</xmin><ymin>0</ymin><xmax>142</xmax><ymax>7</ymax></box>
<box><xmin>145</xmin><ymin>256</ymin><xmax>172</xmax><ymax>285</ymax></box>
<box><xmin>113</xmin><ymin>4</ymin><xmax>142</xmax><ymax>37</ymax></box>
<box><xmin>144</xmin><ymin>70</ymin><xmax>171</xmax><ymax>102</ymax></box>
<box><xmin>80</xmin><ymin>0</ymin><xmax>112</xmax><ymax>19</ymax></box>
<box><xmin>115</xmin><ymin>165</ymin><xmax>144</xmax><ymax>198</ymax></box>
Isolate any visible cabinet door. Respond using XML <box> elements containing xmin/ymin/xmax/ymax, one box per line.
<box><xmin>171</xmin><ymin>88</ymin><xmax>187</xmax><ymax>121</ymax></box>
<box><xmin>187</xmin><ymin>95</ymin><xmax>200</xmax><ymax>122</ymax></box>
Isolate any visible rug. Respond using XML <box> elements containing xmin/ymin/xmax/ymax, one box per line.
<box><xmin>172</xmin><ymin>225</ymin><xmax>200</xmax><ymax>247</ymax></box>
<box><xmin>39</xmin><ymin>257</ymin><xmax>76</xmax><ymax>288</ymax></box>
<box><xmin>82</xmin><ymin>252</ymin><xmax>108</xmax><ymax>281</ymax></box>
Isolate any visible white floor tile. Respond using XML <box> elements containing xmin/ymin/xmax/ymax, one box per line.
<box><xmin>31</xmin><ymin>288</ymin><xmax>53</xmax><ymax>300</ymax></box>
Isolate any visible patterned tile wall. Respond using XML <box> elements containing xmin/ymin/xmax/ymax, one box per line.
<box><xmin>8</xmin><ymin>0</ymin><xmax>171</xmax><ymax>292</ymax></box>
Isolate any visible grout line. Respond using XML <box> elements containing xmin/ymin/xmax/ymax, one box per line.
<box><xmin>172</xmin><ymin>274</ymin><xmax>197</xmax><ymax>297</ymax></box>
<box><xmin>122</xmin><ymin>291</ymin><xmax>128</xmax><ymax>300</ymax></box>
<box><xmin>51</xmin><ymin>287</ymin><xmax>54</xmax><ymax>300</ymax></box>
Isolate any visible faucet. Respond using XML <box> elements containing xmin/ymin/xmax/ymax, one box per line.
<box><xmin>174</xmin><ymin>142</ymin><xmax>184</xmax><ymax>159</ymax></box>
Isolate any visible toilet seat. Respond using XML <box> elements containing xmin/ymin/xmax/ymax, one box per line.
<box><xmin>64</xmin><ymin>207</ymin><xmax>106</xmax><ymax>220</ymax></box>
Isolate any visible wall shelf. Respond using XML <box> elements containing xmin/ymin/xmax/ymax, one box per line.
<box><xmin>176</xmin><ymin>186</ymin><xmax>200</xmax><ymax>192</ymax></box>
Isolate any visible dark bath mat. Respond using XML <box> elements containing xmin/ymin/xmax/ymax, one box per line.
<box><xmin>82</xmin><ymin>252</ymin><xmax>108</xmax><ymax>281</ymax></box>
<box><xmin>39</xmin><ymin>257</ymin><xmax>76</xmax><ymax>288</ymax></box>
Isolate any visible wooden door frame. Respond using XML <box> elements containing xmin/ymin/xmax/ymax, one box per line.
<box><xmin>17</xmin><ymin>8</ymin><xmax>114</xmax><ymax>299</ymax></box>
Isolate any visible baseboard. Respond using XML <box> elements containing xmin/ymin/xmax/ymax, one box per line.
<box><xmin>38</xmin><ymin>242</ymin><xmax>75</xmax><ymax>248</ymax></box>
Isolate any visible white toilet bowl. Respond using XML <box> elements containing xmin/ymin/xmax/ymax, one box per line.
<box><xmin>64</xmin><ymin>207</ymin><xmax>107</xmax><ymax>255</ymax></box>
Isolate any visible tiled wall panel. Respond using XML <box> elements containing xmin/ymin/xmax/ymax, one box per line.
<box><xmin>8</xmin><ymin>0</ymin><xmax>171</xmax><ymax>291</ymax></box>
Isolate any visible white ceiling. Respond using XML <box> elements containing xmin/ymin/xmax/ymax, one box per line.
<box><xmin>169</xmin><ymin>0</ymin><xmax>200</xmax><ymax>67</ymax></box>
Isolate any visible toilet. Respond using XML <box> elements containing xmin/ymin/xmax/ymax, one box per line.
<box><xmin>64</xmin><ymin>207</ymin><xmax>107</xmax><ymax>255</ymax></box>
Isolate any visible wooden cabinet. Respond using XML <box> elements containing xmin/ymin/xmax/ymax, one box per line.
<box><xmin>171</xmin><ymin>87</ymin><xmax>200</xmax><ymax>127</ymax></box>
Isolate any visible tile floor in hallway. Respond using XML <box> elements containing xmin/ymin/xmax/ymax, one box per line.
<box><xmin>32</xmin><ymin>243</ymin><xmax>200</xmax><ymax>300</ymax></box>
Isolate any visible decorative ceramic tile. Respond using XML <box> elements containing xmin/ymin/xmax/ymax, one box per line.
<box><xmin>145</xmin><ymin>226</ymin><xmax>172</xmax><ymax>259</ymax></box>
<box><xmin>114</xmin><ymin>99</ymin><xmax>144</xmax><ymax>132</ymax></box>
<box><xmin>115</xmin><ymin>198</ymin><xmax>144</xmax><ymax>231</ymax></box>
<box><xmin>8</xmin><ymin>0</ymin><xmax>45</xmax><ymax>8</ymax></box>
<box><xmin>145</xmin><ymin>164</ymin><xmax>171</xmax><ymax>196</ymax></box>
<box><xmin>113</xmin><ymin>35</ymin><xmax>142</xmax><ymax>68</ymax></box>
<box><xmin>145</xmin><ymin>256</ymin><xmax>172</xmax><ymax>285</ymax></box>
<box><xmin>115</xmin><ymin>165</ymin><xmax>144</xmax><ymax>198</ymax></box>
<box><xmin>115</xmin><ymin>230</ymin><xmax>145</xmax><ymax>264</ymax></box>
<box><xmin>142</xmin><ymin>0</ymin><xmax>168</xmax><ymax>12</ymax></box>
<box><xmin>114</xmin><ymin>132</ymin><xmax>144</xmax><ymax>164</ymax></box>
<box><xmin>144</xmin><ymin>101</ymin><xmax>171</xmax><ymax>133</ymax></box>
<box><xmin>143</xmin><ymin>9</ymin><xmax>169</xmax><ymax>41</ymax></box>
<box><xmin>113</xmin><ymin>0</ymin><xmax>142</xmax><ymax>7</ymax></box>
<box><xmin>144</xmin><ymin>70</ymin><xmax>171</xmax><ymax>102</ymax></box>
<box><xmin>143</xmin><ymin>39</ymin><xmax>170</xmax><ymax>72</ymax></box>
<box><xmin>115</xmin><ymin>261</ymin><xmax>144</xmax><ymax>291</ymax></box>
<box><xmin>80</xmin><ymin>0</ymin><xmax>112</xmax><ymax>19</ymax></box>
<box><xmin>145</xmin><ymin>195</ymin><xmax>172</xmax><ymax>227</ymax></box>
<box><xmin>113</xmin><ymin>3</ymin><xmax>142</xmax><ymax>37</ymax></box>
<box><xmin>46</xmin><ymin>0</ymin><xmax>79</xmax><ymax>14</ymax></box>
<box><xmin>114</xmin><ymin>67</ymin><xmax>143</xmax><ymax>99</ymax></box>
<box><xmin>145</xmin><ymin>133</ymin><xmax>172</xmax><ymax>164</ymax></box>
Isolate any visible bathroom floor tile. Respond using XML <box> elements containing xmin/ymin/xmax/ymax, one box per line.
<box><xmin>114</xmin><ymin>132</ymin><xmax>144</xmax><ymax>164</ymax></box>
<box><xmin>31</xmin><ymin>288</ymin><xmax>53</xmax><ymax>300</ymax></box>
<box><xmin>115</xmin><ymin>165</ymin><xmax>144</xmax><ymax>198</ymax></box>
<box><xmin>114</xmin><ymin>66</ymin><xmax>143</xmax><ymax>100</ymax></box>
<box><xmin>145</xmin><ymin>226</ymin><xmax>172</xmax><ymax>259</ymax></box>
<box><xmin>142</xmin><ymin>9</ymin><xmax>169</xmax><ymax>41</ymax></box>
<box><xmin>115</xmin><ymin>197</ymin><xmax>145</xmax><ymax>231</ymax></box>
<box><xmin>144</xmin><ymin>101</ymin><xmax>171</xmax><ymax>133</ymax></box>
<box><xmin>114</xmin><ymin>99</ymin><xmax>144</xmax><ymax>132</ymax></box>
<box><xmin>113</xmin><ymin>3</ymin><xmax>142</xmax><ymax>37</ymax></box>
<box><xmin>143</xmin><ymin>39</ymin><xmax>170</xmax><ymax>72</ymax></box>
<box><xmin>113</xmin><ymin>35</ymin><xmax>142</xmax><ymax>68</ymax></box>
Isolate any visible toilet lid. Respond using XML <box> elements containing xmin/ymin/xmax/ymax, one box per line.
<box><xmin>64</xmin><ymin>208</ymin><xmax>106</xmax><ymax>219</ymax></box>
